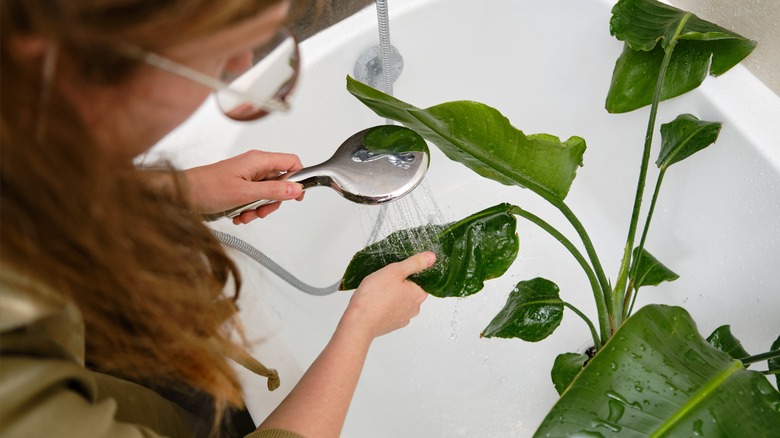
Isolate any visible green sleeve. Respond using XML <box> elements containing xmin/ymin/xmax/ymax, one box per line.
<box><xmin>1</xmin><ymin>278</ymin><xmax>197</xmax><ymax>437</ymax></box>
<box><xmin>246</xmin><ymin>428</ymin><xmax>306</xmax><ymax>438</ymax></box>
<box><xmin>0</xmin><ymin>358</ymin><xmax>167</xmax><ymax>438</ymax></box>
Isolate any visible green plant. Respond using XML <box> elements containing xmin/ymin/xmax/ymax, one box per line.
<box><xmin>341</xmin><ymin>0</ymin><xmax>780</xmax><ymax>434</ymax></box>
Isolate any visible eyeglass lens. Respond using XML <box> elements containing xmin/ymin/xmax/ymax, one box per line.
<box><xmin>216</xmin><ymin>29</ymin><xmax>299</xmax><ymax>121</ymax></box>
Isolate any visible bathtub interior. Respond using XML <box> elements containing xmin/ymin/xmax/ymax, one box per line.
<box><xmin>149</xmin><ymin>0</ymin><xmax>780</xmax><ymax>436</ymax></box>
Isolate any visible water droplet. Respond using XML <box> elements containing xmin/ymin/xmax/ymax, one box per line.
<box><xmin>692</xmin><ymin>419</ymin><xmax>704</xmax><ymax>436</ymax></box>
<box><xmin>591</xmin><ymin>418</ymin><xmax>622</xmax><ymax>433</ymax></box>
<box><xmin>607</xmin><ymin>399</ymin><xmax>625</xmax><ymax>424</ymax></box>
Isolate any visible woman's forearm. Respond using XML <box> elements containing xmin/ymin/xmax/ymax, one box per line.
<box><xmin>256</xmin><ymin>309</ymin><xmax>373</xmax><ymax>438</ymax></box>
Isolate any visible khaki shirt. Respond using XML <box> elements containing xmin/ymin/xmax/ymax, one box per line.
<box><xmin>0</xmin><ymin>271</ymin><xmax>301</xmax><ymax>438</ymax></box>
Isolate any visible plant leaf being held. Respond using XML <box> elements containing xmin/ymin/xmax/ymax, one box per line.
<box><xmin>481</xmin><ymin>278</ymin><xmax>563</xmax><ymax>342</ymax></box>
<box><xmin>534</xmin><ymin>305</ymin><xmax>780</xmax><ymax>437</ymax></box>
<box><xmin>606</xmin><ymin>0</ymin><xmax>757</xmax><ymax>113</ymax></box>
<box><xmin>347</xmin><ymin>76</ymin><xmax>586</xmax><ymax>201</ymax></box>
<box><xmin>340</xmin><ymin>203</ymin><xmax>519</xmax><ymax>298</ymax></box>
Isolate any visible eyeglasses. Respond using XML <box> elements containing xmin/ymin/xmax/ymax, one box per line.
<box><xmin>128</xmin><ymin>27</ymin><xmax>300</xmax><ymax>121</ymax></box>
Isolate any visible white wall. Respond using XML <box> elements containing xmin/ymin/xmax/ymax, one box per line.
<box><xmin>669</xmin><ymin>0</ymin><xmax>780</xmax><ymax>95</ymax></box>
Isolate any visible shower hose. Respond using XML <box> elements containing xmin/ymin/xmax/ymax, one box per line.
<box><xmin>212</xmin><ymin>229</ymin><xmax>340</xmax><ymax>296</ymax></box>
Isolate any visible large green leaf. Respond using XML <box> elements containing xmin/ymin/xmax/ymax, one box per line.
<box><xmin>630</xmin><ymin>247</ymin><xmax>679</xmax><ymax>290</ymax></box>
<box><xmin>481</xmin><ymin>278</ymin><xmax>563</xmax><ymax>341</ymax></box>
<box><xmin>606</xmin><ymin>0</ymin><xmax>757</xmax><ymax>113</ymax></box>
<box><xmin>707</xmin><ymin>325</ymin><xmax>750</xmax><ymax>362</ymax></box>
<box><xmin>657</xmin><ymin>114</ymin><xmax>722</xmax><ymax>170</ymax></box>
<box><xmin>340</xmin><ymin>203</ymin><xmax>519</xmax><ymax>298</ymax></box>
<box><xmin>347</xmin><ymin>76</ymin><xmax>586</xmax><ymax>201</ymax></box>
<box><xmin>534</xmin><ymin>305</ymin><xmax>780</xmax><ymax>437</ymax></box>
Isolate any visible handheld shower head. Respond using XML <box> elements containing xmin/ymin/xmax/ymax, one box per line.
<box><xmin>206</xmin><ymin>125</ymin><xmax>429</xmax><ymax>221</ymax></box>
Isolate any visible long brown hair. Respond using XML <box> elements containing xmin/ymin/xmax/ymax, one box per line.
<box><xmin>1</xmin><ymin>0</ymin><xmax>297</xmax><ymax>417</ymax></box>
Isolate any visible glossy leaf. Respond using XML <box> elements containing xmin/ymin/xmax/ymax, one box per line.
<box><xmin>534</xmin><ymin>305</ymin><xmax>780</xmax><ymax>437</ymax></box>
<box><xmin>347</xmin><ymin>76</ymin><xmax>586</xmax><ymax>201</ymax></box>
<box><xmin>481</xmin><ymin>278</ymin><xmax>563</xmax><ymax>341</ymax></box>
<box><xmin>707</xmin><ymin>325</ymin><xmax>750</xmax><ymax>361</ymax></box>
<box><xmin>657</xmin><ymin>114</ymin><xmax>722</xmax><ymax>170</ymax></box>
<box><xmin>552</xmin><ymin>352</ymin><xmax>588</xmax><ymax>396</ymax></box>
<box><xmin>606</xmin><ymin>0</ymin><xmax>757</xmax><ymax>113</ymax></box>
<box><xmin>606</xmin><ymin>43</ymin><xmax>708</xmax><ymax>114</ymax></box>
<box><xmin>340</xmin><ymin>203</ymin><xmax>519</xmax><ymax>298</ymax></box>
<box><xmin>629</xmin><ymin>247</ymin><xmax>679</xmax><ymax>289</ymax></box>
<box><xmin>770</xmin><ymin>335</ymin><xmax>780</xmax><ymax>387</ymax></box>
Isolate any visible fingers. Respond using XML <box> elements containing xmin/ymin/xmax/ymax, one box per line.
<box><xmin>231</xmin><ymin>188</ymin><xmax>305</xmax><ymax>225</ymax></box>
<box><xmin>240</xmin><ymin>150</ymin><xmax>303</xmax><ymax>180</ymax></box>
<box><xmin>389</xmin><ymin>251</ymin><xmax>437</xmax><ymax>278</ymax></box>
<box><xmin>232</xmin><ymin>202</ymin><xmax>282</xmax><ymax>224</ymax></box>
<box><xmin>251</xmin><ymin>181</ymin><xmax>304</xmax><ymax>201</ymax></box>
<box><xmin>185</xmin><ymin>150</ymin><xmax>304</xmax><ymax>216</ymax></box>
<box><xmin>343</xmin><ymin>252</ymin><xmax>436</xmax><ymax>338</ymax></box>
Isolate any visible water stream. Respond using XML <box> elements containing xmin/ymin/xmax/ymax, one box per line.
<box><xmin>354</xmin><ymin>177</ymin><xmax>447</xmax><ymax>264</ymax></box>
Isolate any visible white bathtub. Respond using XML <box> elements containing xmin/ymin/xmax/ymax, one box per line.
<box><xmin>151</xmin><ymin>0</ymin><xmax>780</xmax><ymax>435</ymax></box>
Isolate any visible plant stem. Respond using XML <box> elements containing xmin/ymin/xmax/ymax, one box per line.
<box><xmin>553</xmin><ymin>200</ymin><xmax>613</xmax><ymax>316</ymax></box>
<box><xmin>509</xmin><ymin>205</ymin><xmax>608</xmax><ymax>346</ymax></box>
<box><xmin>740</xmin><ymin>349</ymin><xmax>780</xmax><ymax>365</ymax></box>
<box><xmin>761</xmin><ymin>369</ymin><xmax>780</xmax><ymax>376</ymax></box>
<box><xmin>563</xmin><ymin>302</ymin><xmax>601</xmax><ymax>351</ymax></box>
<box><xmin>624</xmin><ymin>169</ymin><xmax>667</xmax><ymax>319</ymax></box>
<box><xmin>612</xmin><ymin>30</ymin><xmax>684</xmax><ymax>330</ymax></box>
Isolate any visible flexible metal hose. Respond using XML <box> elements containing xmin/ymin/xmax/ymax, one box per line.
<box><xmin>375</xmin><ymin>0</ymin><xmax>394</xmax><ymax>96</ymax></box>
<box><xmin>211</xmin><ymin>229</ymin><xmax>340</xmax><ymax>296</ymax></box>
<box><xmin>368</xmin><ymin>0</ymin><xmax>395</xmax><ymax>243</ymax></box>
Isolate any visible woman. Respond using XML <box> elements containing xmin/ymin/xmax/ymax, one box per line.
<box><xmin>0</xmin><ymin>0</ymin><xmax>434</xmax><ymax>437</ymax></box>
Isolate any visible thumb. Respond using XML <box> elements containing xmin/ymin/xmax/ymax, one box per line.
<box><xmin>393</xmin><ymin>251</ymin><xmax>437</xmax><ymax>278</ymax></box>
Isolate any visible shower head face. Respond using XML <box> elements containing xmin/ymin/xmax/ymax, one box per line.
<box><xmin>290</xmin><ymin>125</ymin><xmax>430</xmax><ymax>204</ymax></box>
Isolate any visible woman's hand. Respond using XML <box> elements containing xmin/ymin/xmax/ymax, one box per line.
<box><xmin>342</xmin><ymin>251</ymin><xmax>436</xmax><ymax>339</ymax></box>
<box><xmin>183</xmin><ymin>150</ymin><xmax>304</xmax><ymax>224</ymax></box>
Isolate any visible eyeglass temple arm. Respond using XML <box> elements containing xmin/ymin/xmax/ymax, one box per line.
<box><xmin>140</xmin><ymin>51</ymin><xmax>290</xmax><ymax>113</ymax></box>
